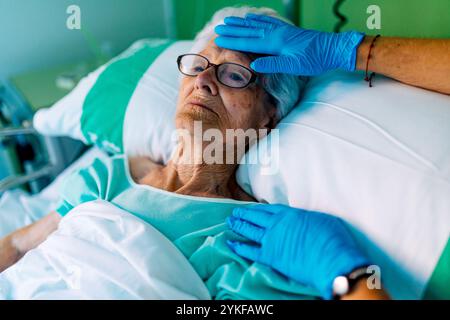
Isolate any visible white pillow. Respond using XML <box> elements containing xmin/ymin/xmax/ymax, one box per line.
<box><xmin>237</xmin><ymin>70</ymin><xmax>450</xmax><ymax>299</ymax></box>
<box><xmin>33</xmin><ymin>39</ymin><xmax>193</xmax><ymax>164</ymax></box>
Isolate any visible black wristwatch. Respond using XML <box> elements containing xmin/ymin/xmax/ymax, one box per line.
<box><xmin>332</xmin><ymin>266</ymin><xmax>370</xmax><ymax>299</ymax></box>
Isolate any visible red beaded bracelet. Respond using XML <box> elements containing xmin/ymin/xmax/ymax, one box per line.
<box><xmin>365</xmin><ymin>34</ymin><xmax>381</xmax><ymax>87</ymax></box>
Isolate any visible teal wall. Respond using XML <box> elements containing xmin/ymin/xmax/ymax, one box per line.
<box><xmin>0</xmin><ymin>0</ymin><xmax>168</xmax><ymax>81</ymax></box>
<box><xmin>173</xmin><ymin>0</ymin><xmax>285</xmax><ymax>39</ymax></box>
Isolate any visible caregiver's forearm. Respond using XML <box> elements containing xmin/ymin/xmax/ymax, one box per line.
<box><xmin>0</xmin><ymin>212</ymin><xmax>60</xmax><ymax>272</ymax></box>
<box><xmin>356</xmin><ymin>36</ymin><xmax>450</xmax><ymax>94</ymax></box>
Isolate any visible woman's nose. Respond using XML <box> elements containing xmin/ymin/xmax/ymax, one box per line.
<box><xmin>194</xmin><ymin>67</ymin><xmax>219</xmax><ymax>95</ymax></box>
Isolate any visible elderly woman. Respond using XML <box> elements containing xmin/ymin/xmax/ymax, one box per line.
<box><xmin>0</xmin><ymin>7</ymin><xmax>388</xmax><ymax>300</ymax></box>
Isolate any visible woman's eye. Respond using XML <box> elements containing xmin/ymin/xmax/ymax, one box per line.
<box><xmin>229</xmin><ymin>73</ymin><xmax>244</xmax><ymax>81</ymax></box>
<box><xmin>193</xmin><ymin>65</ymin><xmax>205</xmax><ymax>72</ymax></box>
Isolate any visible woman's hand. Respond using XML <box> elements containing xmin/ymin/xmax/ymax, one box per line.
<box><xmin>0</xmin><ymin>234</ymin><xmax>21</xmax><ymax>273</ymax></box>
<box><xmin>215</xmin><ymin>14</ymin><xmax>365</xmax><ymax>76</ymax></box>
<box><xmin>226</xmin><ymin>204</ymin><xmax>369</xmax><ymax>300</ymax></box>
<box><xmin>0</xmin><ymin>212</ymin><xmax>60</xmax><ymax>273</ymax></box>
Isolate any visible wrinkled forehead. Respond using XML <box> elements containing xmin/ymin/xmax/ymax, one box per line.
<box><xmin>198</xmin><ymin>37</ymin><xmax>252</xmax><ymax>68</ymax></box>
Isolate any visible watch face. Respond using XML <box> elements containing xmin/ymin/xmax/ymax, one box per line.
<box><xmin>333</xmin><ymin>276</ymin><xmax>349</xmax><ymax>297</ymax></box>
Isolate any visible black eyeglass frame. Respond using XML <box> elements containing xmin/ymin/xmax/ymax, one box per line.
<box><xmin>177</xmin><ymin>54</ymin><xmax>258</xmax><ymax>89</ymax></box>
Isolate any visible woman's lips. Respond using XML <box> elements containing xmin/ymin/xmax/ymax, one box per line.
<box><xmin>186</xmin><ymin>100</ymin><xmax>218</xmax><ymax>116</ymax></box>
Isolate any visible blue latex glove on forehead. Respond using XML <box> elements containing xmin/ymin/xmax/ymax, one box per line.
<box><xmin>214</xmin><ymin>13</ymin><xmax>365</xmax><ymax>76</ymax></box>
<box><xmin>226</xmin><ymin>204</ymin><xmax>370</xmax><ymax>300</ymax></box>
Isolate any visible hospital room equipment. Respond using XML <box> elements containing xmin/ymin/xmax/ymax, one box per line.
<box><xmin>0</xmin><ymin>61</ymin><xmax>95</xmax><ymax>194</ymax></box>
<box><xmin>0</xmin><ymin>122</ymin><xmax>85</xmax><ymax>194</ymax></box>
<box><xmin>0</xmin><ymin>0</ymin><xmax>449</xmax><ymax>300</ymax></box>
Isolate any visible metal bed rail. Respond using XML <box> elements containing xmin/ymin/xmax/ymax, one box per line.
<box><xmin>0</xmin><ymin>123</ymin><xmax>58</xmax><ymax>193</ymax></box>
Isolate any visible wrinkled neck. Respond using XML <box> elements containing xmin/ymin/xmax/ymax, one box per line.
<box><xmin>168</xmin><ymin>137</ymin><xmax>240</xmax><ymax>198</ymax></box>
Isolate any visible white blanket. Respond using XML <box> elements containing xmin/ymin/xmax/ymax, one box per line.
<box><xmin>0</xmin><ymin>200</ymin><xmax>211</xmax><ymax>300</ymax></box>
<box><xmin>0</xmin><ymin>147</ymin><xmax>109</xmax><ymax>238</ymax></box>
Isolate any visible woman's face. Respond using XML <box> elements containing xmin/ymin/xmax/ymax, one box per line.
<box><xmin>175</xmin><ymin>37</ymin><xmax>276</xmax><ymax>135</ymax></box>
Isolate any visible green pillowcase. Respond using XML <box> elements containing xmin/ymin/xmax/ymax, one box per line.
<box><xmin>34</xmin><ymin>38</ymin><xmax>193</xmax><ymax>163</ymax></box>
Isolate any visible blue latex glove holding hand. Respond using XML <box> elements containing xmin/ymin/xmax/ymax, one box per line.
<box><xmin>215</xmin><ymin>14</ymin><xmax>365</xmax><ymax>76</ymax></box>
<box><xmin>226</xmin><ymin>204</ymin><xmax>370</xmax><ymax>300</ymax></box>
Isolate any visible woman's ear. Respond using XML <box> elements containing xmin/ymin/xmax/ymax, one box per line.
<box><xmin>262</xmin><ymin>100</ymin><xmax>278</xmax><ymax>132</ymax></box>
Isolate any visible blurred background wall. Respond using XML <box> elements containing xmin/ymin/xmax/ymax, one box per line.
<box><xmin>173</xmin><ymin>0</ymin><xmax>450</xmax><ymax>39</ymax></box>
<box><xmin>0</xmin><ymin>0</ymin><xmax>448</xmax><ymax>81</ymax></box>
<box><xmin>0</xmin><ymin>0</ymin><xmax>169</xmax><ymax>82</ymax></box>
<box><xmin>300</xmin><ymin>0</ymin><xmax>450</xmax><ymax>37</ymax></box>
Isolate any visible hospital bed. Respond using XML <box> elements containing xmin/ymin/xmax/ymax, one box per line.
<box><xmin>0</xmin><ymin>125</ymin><xmax>81</xmax><ymax>192</ymax></box>
<box><xmin>2</xmin><ymin>0</ymin><xmax>447</xmax><ymax>195</ymax></box>
<box><xmin>0</xmin><ymin>66</ymin><xmax>89</xmax><ymax>195</ymax></box>
<box><xmin>0</xmin><ymin>0</ymin><xmax>448</xmax><ymax>300</ymax></box>
<box><xmin>0</xmin><ymin>0</ymin><xmax>337</xmax><ymax>195</ymax></box>
<box><xmin>0</xmin><ymin>146</ymin><xmax>107</xmax><ymax>237</ymax></box>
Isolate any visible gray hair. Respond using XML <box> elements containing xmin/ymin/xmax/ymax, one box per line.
<box><xmin>190</xmin><ymin>6</ymin><xmax>308</xmax><ymax>120</ymax></box>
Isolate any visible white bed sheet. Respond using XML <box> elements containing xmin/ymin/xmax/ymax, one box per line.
<box><xmin>0</xmin><ymin>147</ymin><xmax>108</xmax><ymax>238</ymax></box>
<box><xmin>0</xmin><ymin>200</ymin><xmax>210</xmax><ymax>300</ymax></box>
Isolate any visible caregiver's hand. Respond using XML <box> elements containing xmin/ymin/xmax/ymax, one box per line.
<box><xmin>226</xmin><ymin>204</ymin><xmax>369</xmax><ymax>300</ymax></box>
<box><xmin>214</xmin><ymin>14</ymin><xmax>365</xmax><ymax>76</ymax></box>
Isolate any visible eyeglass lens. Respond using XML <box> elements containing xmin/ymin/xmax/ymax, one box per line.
<box><xmin>179</xmin><ymin>55</ymin><xmax>253</xmax><ymax>88</ymax></box>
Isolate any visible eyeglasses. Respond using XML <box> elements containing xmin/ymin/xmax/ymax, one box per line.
<box><xmin>177</xmin><ymin>54</ymin><xmax>257</xmax><ymax>89</ymax></box>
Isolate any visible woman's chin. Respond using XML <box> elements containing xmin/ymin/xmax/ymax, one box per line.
<box><xmin>175</xmin><ymin>109</ymin><xmax>221</xmax><ymax>131</ymax></box>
